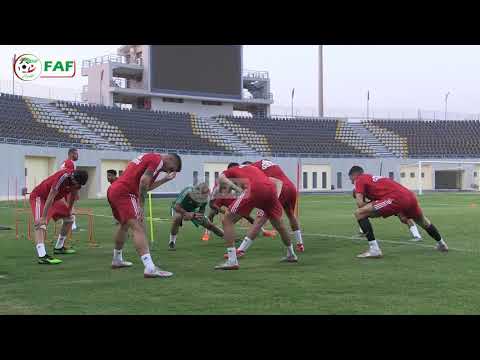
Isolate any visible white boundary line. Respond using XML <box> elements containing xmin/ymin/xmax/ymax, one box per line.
<box><xmin>302</xmin><ymin>232</ymin><xmax>474</xmax><ymax>253</ymax></box>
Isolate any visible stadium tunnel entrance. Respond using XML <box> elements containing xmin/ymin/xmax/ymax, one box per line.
<box><xmin>435</xmin><ymin>170</ymin><xmax>464</xmax><ymax>190</ymax></box>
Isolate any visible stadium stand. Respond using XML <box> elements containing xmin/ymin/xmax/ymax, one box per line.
<box><xmin>59</xmin><ymin>102</ymin><xmax>235</xmax><ymax>154</ymax></box>
<box><xmin>0</xmin><ymin>93</ymin><xmax>83</xmax><ymax>146</ymax></box>
<box><xmin>215</xmin><ymin>116</ymin><xmax>374</xmax><ymax>157</ymax></box>
<box><xmin>365</xmin><ymin>120</ymin><xmax>480</xmax><ymax>158</ymax></box>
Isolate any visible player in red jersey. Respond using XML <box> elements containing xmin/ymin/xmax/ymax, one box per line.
<box><xmin>202</xmin><ymin>182</ymin><xmax>276</xmax><ymax>241</ymax></box>
<box><xmin>214</xmin><ymin>162</ymin><xmax>298</xmax><ymax>270</ymax></box>
<box><xmin>56</xmin><ymin>148</ymin><xmax>79</xmax><ymax>232</ymax></box>
<box><xmin>29</xmin><ymin>168</ymin><xmax>88</xmax><ymax>264</ymax></box>
<box><xmin>349</xmin><ymin>166</ymin><xmax>448</xmax><ymax>258</ymax></box>
<box><xmin>107</xmin><ymin>153</ymin><xmax>181</xmax><ymax>278</ymax></box>
<box><xmin>232</xmin><ymin>159</ymin><xmax>303</xmax><ymax>257</ymax></box>
<box><xmin>107</xmin><ymin>169</ymin><xmax>118</xmax><ymax>185</ymax></box>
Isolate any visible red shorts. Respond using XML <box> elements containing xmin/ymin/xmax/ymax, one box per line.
<box><xmin>29</xmin><ymin>193</ymin><xmax>71</xmax><ymax>223</ymax></box>
<box><xmin>372</xmin><ymin>192</ymin><xmax>423</xmax><ymax>220</ymax></box>
<box><xmin>228</xmin><ymin>182</ymin><xmax>283</xmax><ymax>221</ymax></box>
<box><xmin>107</xmin><ymin>182</ymin><xmax>142</xmax><ymax>225</ymax></box>
<box><xmin>279</xmin><ymin>183</ymin><xmax>297</xmax><ymax>217</ymax></box>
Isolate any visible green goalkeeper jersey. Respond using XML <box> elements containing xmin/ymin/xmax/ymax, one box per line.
<box><xmin>172</xmin><ymin>186</ymin><xmax>208</xmax><ymax>213</ymax></box>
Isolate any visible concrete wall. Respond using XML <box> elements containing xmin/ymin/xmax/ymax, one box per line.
<box><xmin>150</xmin><ymin>97</ymin><xmax>234</xmax><ymax>117</ymax></box>
<box><xmin>1</xmin><ymin>143</ymin><xmax>479</xmax><ymax>201</ymax></box>
<box><xmin>85</xmin><ymin>63</ymin><xmax>113</xmax><ymax>106</ymax></box>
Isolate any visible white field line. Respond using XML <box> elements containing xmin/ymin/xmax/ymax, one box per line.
<box><xmin>302</xmin><ymin>232</ymin><xmax>475</xmax><ymax>253</ymax></box>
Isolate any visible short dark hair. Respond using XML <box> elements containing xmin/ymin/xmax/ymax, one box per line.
<box><xmin>228</xmin><ymin>162</ymin><xmax>239</xmax><ymax>169</ymax></box>
<box><xmin>107</xmin><ymin>169</ymin><xmax>117</xmax><ymax>176</ymax></box>
<box><xmin>241</xmin><ymin>161</ymin><xmax>252</xmax><ymax>165</ymax></box>
<box><xmin>169</xmin><ymin>153</ymin><xmax>182</xmax><ymax>172</ymax></box>
<box><xmin>72</xmin><ymin>170</ymin><xmax>88</xmax><ymax>186</ymax></box>
<box><xmin>68</xmin><ymin>148</ymin><xmax>78</xmax><ymax>155</ymax></box>
<box><xmin>348</xmin><ymin>166</ymin><xmax>364</xmax><ymax>176</ymax></box>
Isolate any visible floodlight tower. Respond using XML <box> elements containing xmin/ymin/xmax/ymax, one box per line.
<box><xmin>318</xmin><ymin>45</ymin><xmax>324</xmax><ymax>118</ymax></box>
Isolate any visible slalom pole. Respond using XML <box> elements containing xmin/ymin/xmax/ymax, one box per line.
<box><xmin>148</xmin><ymin>192</ymin><xmax>154</xmax><ymax>245</ymax></box>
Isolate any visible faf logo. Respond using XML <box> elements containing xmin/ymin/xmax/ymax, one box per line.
<box><xmin>13</xmin><ymin>54</ymin><xmax>76</xmax><ymax>81</ymax></box>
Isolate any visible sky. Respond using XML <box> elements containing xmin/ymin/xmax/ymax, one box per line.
<box><xmin>2</xmin><ymin>45</ymin><xmax>480</xmax><ymax>118</ymax></box>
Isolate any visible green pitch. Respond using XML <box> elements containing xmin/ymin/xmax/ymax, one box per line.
<box><xmin>1</xmin><ymin>193</ymin><xmax>480</xmax><ymax>314</ymax></box>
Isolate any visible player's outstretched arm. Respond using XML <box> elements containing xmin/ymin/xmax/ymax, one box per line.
<box><xmin>67</xmin><ymin>189</ymin><xmax>78</xmax><ymax>211</ymax></box>
<box><xmin>149</xmin><ymin>171</ymin><xmax>176</xmax><ymax>191</ymax></box>
<box><xmin>174</xmin><ymin>203</ymin><xmax>194</xmax><ymax>220</ymax></box>
<box><xmin>219</xmin><ymin>174</ymin><xmax>243</xmax><ymax>194</ymax></box>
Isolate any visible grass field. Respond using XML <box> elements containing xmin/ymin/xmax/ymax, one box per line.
<box><xmin>1</xmin><ymin>192</ymin><xmax>480</xmax><ymax>315</ymax></box>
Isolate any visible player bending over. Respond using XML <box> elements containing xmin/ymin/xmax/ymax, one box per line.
<box><xmin>29</xmin><ymin>168</ymin><xmax>88</xmax><ymax>264</ymax></box>
<box><xmin>349</xmin><ymin>166</ymin><xmax>448</xmax><ymax>259</ymax></box>
<box><xmin>215</xmin><ymin>162</ymin><xmax>298</xmax><ymax>270</ymax></box>
<box><xmin>107</xmin><ymin>153</ymin><xmax>181</xmax><ymax>278</ymax></box>
<box><xmin>58</xmin><ymin>148</ymin><xmax>79</xmax><ymax>231</ymax></box>
<box><xmin>354</xmin><ymin>190</ymin><xmax>422</xmax><ymax>241</ymax></box>
<box><xmin>231</xmin><ymin>160</ymin><xmax>304</xmax><ymax>259</ymax></box>
<box><xmin>202</xmin><ymin>182</ymin><xmax>276</xmax><ymax>241</ymax></box>
<box><xmin>168</xmin><ymin>183</ymin><xmax>224</xmax><ymax>250</ymax></box>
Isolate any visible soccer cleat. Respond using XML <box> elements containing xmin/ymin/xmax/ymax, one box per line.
<box><xmin>38</xmin><ymin>254</ymin><xmax>62</xmax><ymax>265</ymax></box>
<box><xmin>54</xmin><ymin>247</ymin><xmax>76</xmax><ymax>255</ymax></box>
<box><xmin>262</xmin><ymin>230</ymin><xmax>277</xmax><ymax>238</ymax></box>
<box><xmin>436</xmin><ymin>241</ymin><xmax>449</xmax><ymax>252</ymax></box>
<box><xmin>357</xmin><ymin>248</ymin><xmax>383</xmax><ymax>259</ymax></box>
<box><xmin>280</xmin><ymin>254</ymin><xmax>298</xmax><ymax>263</ymax></box>
<box><xmin>201</xmin><ymin>233</ymin><xmax>210</xmax><ymax>241</ymax></box>
<box><xmin>144</xmin><ymin>266</ymin><xmax>174</xmax><ymax>278</ymax></box>
<box><xmin>296</xmin><ymin>243</ymin><xmax>305</xmax><ymax>253</ymax></box>
<box><xmin>168</xmin><ymin>241</ymin><xmax>176</xmax><ymax>251</ymax></box>
<box><xmin>410</xmin><ymin>237</ymin><xmax>423</xmax><ymax>242</ymax></box>
<box><xmin>223</xmin><ymin>249</ymin><xmax>245</xmax><ymax>259</ymax></box>
<box><xmin>112</xmin><ymin>260</ymin><xmax>133</xmax><ymax>269</ymax></box>
<box><xmin>214</xmin><ymin>260</ymin><xmax>240</xmax><ymax>270</ymax></box>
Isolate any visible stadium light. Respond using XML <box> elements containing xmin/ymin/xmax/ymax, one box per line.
<box><xmin>318</xmin><ymin>45</ymin><xmax>324</xmax><ymax>117</ymax></box>
<box><xmin>445</xmin><ymin>92</ymin><xmax>451</xmax><ymax>121</ymax></box>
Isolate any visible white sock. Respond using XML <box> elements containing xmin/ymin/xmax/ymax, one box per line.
<box><xmin>141</xmin><ymin>253</ymin><xmax>155</xmax><ymax>272</ymax></box>
<box><xmin>113</xmin><ymin>249</ymin><xmax>123</xmax><ymax>262</ymax></box>
<box><xmin>55</xmin><ymin>235</ymin><xmax>67</xmax><ymax>249</ymax></box>
<box><xmin>287</xmin><ymin>244</ymin><xmax>295</xmax><ymax>257</ymax></box>
<box><xmin>36</xmin><ymin>243</ymin><xmax>46</xmax><ymax>258</ymax></box>
<box><xmin>369</xmin><ymin>240</ymin><xmax>380</xmax><ymax>251</ymax></box>
<box><xmin>409</xmin><ymin>225</ymin><xmax>421</xmax><ymax>239</ymax></box>
<box><xmin>71</xmin><ymin>216</ymin><xmax>77</xmax><ymax>230</ymax></box>
<box><xmin>261</xmin><ymin>227</ymin><xmax>266</xmax><ymax>233</ymax></box>
<box><xmin>238</xmin><ymin>237</ymin><xmax>254</xmax><ymax>252</ymax></box>
<box><xmin>227</xmin><ymin>247</ymin><xmax>238</xmax><ymax>263</ymax></box>
<box><xmin>359</xmin><ymin>227</ymin><xmax>364</xmax><ymax>234</ymax></box>
<box><xmin>169</xmin><ymin>234</ymin><xmax>176</xmax><ymax>244</ymax></box>
<box><xmin>294</xmin><ymin>230</ymin><xmax>303</xmax><ymax>244</ymax></box>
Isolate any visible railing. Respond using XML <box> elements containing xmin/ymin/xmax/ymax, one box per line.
<box><xmin>243</xmin><ymin>69</ymin><xmax>269</xmax><ymax>80</ymax></box>
<box><xmin>82</xmin><ymin>55</ymin><xmax>144</xmax><ymax>69</ymax></box>
<box><xmin>243</xmin><ymin>92</ymin><xmax>274</xmax><ymax>101</ymax></box>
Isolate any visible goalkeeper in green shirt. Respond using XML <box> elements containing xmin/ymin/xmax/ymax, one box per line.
<box><xmin>169</xmin><ymin>183</ymin><xmax>224</xmax><ymax>250</ymax></box>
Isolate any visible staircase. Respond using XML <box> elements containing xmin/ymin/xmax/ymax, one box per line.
<box><xmin>203</xmin><ymin>117</ymin><xmax>258</xmax><ymax>155</ymax></box>
<box><xmin>30</xmin><ymin>98</ymin><xmax>118</xmax><ymax>150</ymax></box>
<box><xmin>348</xmin><ymin>121</ymin><xmax>396</xmax><ymax>157</ymax></box>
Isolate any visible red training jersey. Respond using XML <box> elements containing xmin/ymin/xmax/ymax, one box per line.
<box><xmin>251</xmin><ymin>159</ymin><xmax>296</xmax><ymax>189</ymax></box>
<box><xmin>32</xmin><ymin>169</ymin><xmax>75</xmax><ymax>201</ymax></box>
<box><xmin>354</xmin><ymin>174</ymin><xmax>411</xmax><ymax>201</ymax></box>
<box><xmin>221</xmin><ymin>164</ymin><xmax>272</xmax><ymax>195</ymax></box>
<box><xmin>115</xmin><ymin>153</ymin><xmax>163</xmax><ymax>195</ymax></box>
<box><xmin>60</xmin><ymin>159</ymin><xmax>75</xmax><ymax>171</ymax></box>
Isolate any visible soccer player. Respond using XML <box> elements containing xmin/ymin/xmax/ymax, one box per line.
<box><xmin>107</xmin><ymin>153</ymin><xmax>181</xmax><ymax>278</ymax></box>
<box><xmin>169</xmin><ymin>183</ymin><xmax>224</xmax><ymax>250</ymax></box>
<box><xmin>349</xmin><ymin>165</ymin><xmax>448</xmax><ymax>258</ymax></box>
<box><xmin>215</xmin><ymin>162</ymin><xmax>298</xmax><ymax>270</ymax></box>
<box><xmin>202</xmin><ymin>182</ymin><xmax>276</xmax><ymax>241</ymax></box>
<box><xmin>107</xmin><ymin>169</ymin><xmax>118</xmax><ymax>184</ymax></box>
<box><xmin>232</xmin><ymin>160</ymin><xmax>304</xmax><ymax>258</ymax></box>
<box><xmin>354</xmin><ymin>190</ymin><xmax>422</xmax><ymax>241</ymax></box>
<box><xmin>59</xmin><ymin>148</ymin><xmax>79</xmax><ymax>231</ymax></box>
<box><xmin>29</xmin><ymin>168</ymin><xmax>89</xmax><ymax>264</ymax></box>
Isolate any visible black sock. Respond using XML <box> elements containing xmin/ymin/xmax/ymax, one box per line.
<box><xmin>425</xmin><ymin>224</ymin><xmax>442</xmax><ymax>242</ymax></box>
<box><xmin>357</xmin><ymin>218</ymin><xmax>375</xmax><ymax>242</ymax></box>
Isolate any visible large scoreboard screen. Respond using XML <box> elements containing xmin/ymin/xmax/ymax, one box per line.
<box><xmin>150</xmin><ymin>45</ymin><xmax>242</xmax><ymax>99</ymax></box>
